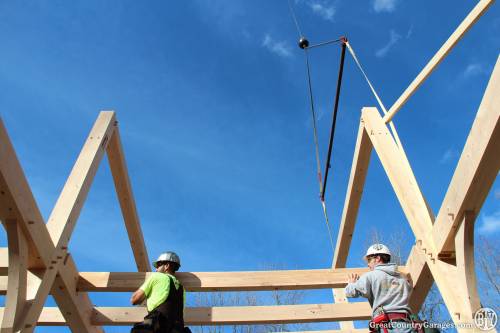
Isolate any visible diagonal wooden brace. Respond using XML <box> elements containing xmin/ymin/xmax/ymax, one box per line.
<box><xmin>0</xmin><ymin>113</ymin><xmax>115</xmax><ymax>333</ymax></box>
<box><xmin>362</xmin><ymin>103</ymin><xmax>499</xmax><ymax>331</ymax></box>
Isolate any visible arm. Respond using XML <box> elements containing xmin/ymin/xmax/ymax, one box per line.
<box><xmin>131</xmin><ymin>289</ymin><xmax>146</xmax><ymax>305</ymax></box>
<box><xmin>345</xmin><ymin>273</ymin><xmax>372</xmax><ymax>299</ymax></box>
<box><xmin>131</xmin><ymin>274</ymin><xmax>154</xmax><ymax>306</ymax></box>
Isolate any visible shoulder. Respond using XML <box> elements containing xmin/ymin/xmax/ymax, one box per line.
<box><xmin>166</xmin><ymin>274</ymin><xmax>182</xmax><ymax>288</ymax></box>
<box><xmin>361</xmin><ymin>270</ymin><xmax>377</xmax><ymax>280</ymax></box>
<box><xmin>148</xmin><ymin>272</ymin><xmax>169</xmax><ymax>282</ymax></box>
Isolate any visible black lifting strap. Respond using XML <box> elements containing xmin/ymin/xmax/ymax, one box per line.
<box><xmin>320</xmin><ymin>37</ymin><xmax>347</xmax><ymax>202</ymax></box>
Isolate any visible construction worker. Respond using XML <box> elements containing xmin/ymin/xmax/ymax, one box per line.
<box><xmin>131</xmin><ymin>251</ymin><xmax>185</xmax><ymax>333</ymax></box>
<box><xmin>345</xmin><ymin>244</ymin><xmax>414</xmax><ymax>333</ymax></box>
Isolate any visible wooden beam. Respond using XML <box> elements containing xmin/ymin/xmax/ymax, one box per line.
<box><xmin>1</xmin><ymin>219</ymin><xmax>28</xmax><ymax>332</ymax></box>
<box><xmin>362</xmin><ymin>107</ymin><xmax>434</xmax><ymax>249</ymax></box>
<box><xmin>406</xmin><ymin>246</ymin><xmax>433</xmax><ymax>313</ymax></box>
<box><xmin>47</xmin><ymin>111</ymin><xmax>116</xmax><ymax>246</ymax></box>
<box><xmin>0</xmin><ymin>121</ymin><xmax>50</xmax><ymax>269</ymax></box>
<box><xmin>0</xmin><ymin>308</ymin><xmax>66</xmax><ymax>327</ymax></box>
<box><xmin>21</xmin><ymin>111</ymin><xmax>115</xmax><ymax>332</ymax></box>
<box><xmin>0</xmin><ymin>117</ymin><xmax>104</xmax><ymax>333</ymax></box>
<box><xmin>364</xmin><ymin>107</ymin><xmax>492</xmax><ymax>329</ymax></box>
<box><xmin>0</xmin><ymin>303</ymin><xmax>372</xmax><ymax>326</ymax></box>
<box><xmin>0</xmin><ymin>274</ymin><xmax>40</xmax><ymax>297</ymax></box>
<box><xmin>77</xmin><ymin>268</ymin><xmax>388</xmax><ymax>292</ymax></box>
<box><xmin>0</xmin><ymin>268</ymin><xmax>408</xmax><ymax>294</ymax></box>
<box><xmin>107</xmin><ymin>126</ymin><xmax>150</xmax><ymax>272</ymax></box>
<box><xmin>332</xmin><ymin>288</ymin><xmax>355</xmax><ymax>330</ymax></box>
<box><xmin>432</xmin><ymin>55</ymin><xmax>500</xmax><ymax>256</ymax></box>
<box><xmin>454</xmin><ymin>211</ymin><xmax>481</xmax><ymax>315</ymax></box>
<box><xmin>332</xmin><ymin>120</ymin><xmax>372</xmax><ymax>268</ymax></box>
<box><xmin>0</xmin><ymin>276</ymin><xmax>6</xmax><ymax>295</ymax></box>
<box><xmin>383</xmin><ymin>0</ymin><xmax>495</xmax><ymax>123</ymax></box>
<box><xmin>0</xmin><ymin>248</ymin><xmax>7</xmax><ymax>275</ymax></box>
<box><xmin>93</xmin><ymin>303</ymin><xmax>372</xmax><ymax>326</ymax></box>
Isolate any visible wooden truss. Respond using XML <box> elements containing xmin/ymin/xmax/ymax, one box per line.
<box><xmin>0</xmin><ymin>0</ymin><xmax>498</xmax><ymax>332</ymax></box>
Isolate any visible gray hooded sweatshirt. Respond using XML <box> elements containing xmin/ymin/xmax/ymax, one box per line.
<box><xmin>345</xmin><ymin>263</ymin><xmax>412</xmax><ymax>315</ymax></box>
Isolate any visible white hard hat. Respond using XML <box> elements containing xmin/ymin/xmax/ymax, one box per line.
<box><xmin>365</xmin><ymin>244</ymin><xmax>391</xmax><ymax>259</ymax></box>
<box><xmin>153</xmin><ymin>251</ymin><xmax>181</xmax><ymax>268</ymax></box>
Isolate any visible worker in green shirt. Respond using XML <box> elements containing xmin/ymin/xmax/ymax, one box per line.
<box><xmin>131</xmin><ymin>252</ymin><xmax>185</xmax><ymax>333</ymax></box>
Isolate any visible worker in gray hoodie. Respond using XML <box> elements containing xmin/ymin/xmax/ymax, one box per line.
<box><xmin>345</xmin><ymin>244</ymin><xmax>414</xmax><ymax>333</ymax></box>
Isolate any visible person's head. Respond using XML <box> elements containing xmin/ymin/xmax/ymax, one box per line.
<box><xmin>364</xmin><ymin>244</ymin><xmax>391</xmax><ymax>270</ymax></box>
<box><xmin>153</xmin><ymin>252</ymin><xmax>181</xmax><ymax>274</ymax></box>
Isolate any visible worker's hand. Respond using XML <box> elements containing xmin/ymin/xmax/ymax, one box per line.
<box><xmin>347</xmin><ymin>273</ymin><xmax>359</xmax><ymax>283</ymax></box>
<box><xmin>131</xmin><ymin>289</ymin><xmax>146</xmax><ymax>305</ymax></box>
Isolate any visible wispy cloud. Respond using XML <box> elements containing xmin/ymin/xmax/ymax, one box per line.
<box><xmin>479</xmin><ymin>211</ymin><xmax>500</xmax><ymax>234</ymax></box>
<box><xmin>462</xmin><ymin>63</ymin><xmax>488</xmax><ymax>78</ymax></box>
<box><xmin>448</xmin><ymin>62</ymin><xmax>491</xmax><ymax>91</ymax></box>
<box><xmin>373</xmin><ymin>0</ymin><xmax>397</xmax><ymax>13</ymax></box>
<box><xmin>406</xmin><ymin>25</ymin><xmax>414</xmax><ymax>39</ymax></box>
<box><xmin>262</xmin><ymin>34</ymin><xmax>292</xmax><ymax>58</ymax></box>
<box><xmin>308</xmin><ymin>1</ymin><xmax>336</xmax><ymax>22</ymax></box>
<box><xmin>375</xmin><ymin>30</ymin><xmax>401</xmax><ymax>58</ymax></box>
<box><xmin>439</xmin><ymin>148</ymin><xmax>459</xmax><ymax>164</ymax></box>
<box><xmin>495</xmin><ymin>189</ymin><xmax>500</xmax><ymax>200</ymax></box>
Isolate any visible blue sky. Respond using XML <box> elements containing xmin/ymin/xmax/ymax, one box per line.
<box><xmin>0</xmin><ymin>0</ymin><xmax>499</xmax><ymax>331</ymax></box>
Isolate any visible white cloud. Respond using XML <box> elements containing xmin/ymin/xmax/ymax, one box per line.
<box><xmin>375</xmin><ymin>30</ymin><xmax>401</xmax><ymax>58</ymax></box>
<box><xmin>308</xmin><ymin>1</ymin><xmax>336</xmax><ymax>22</ymax></box>
<box><xmin>373</xmin><ymin>0</ymin><xmax>397</xmax><ymax>13</ymax></box>
<box><xmin>479</xmin><ymin>211</ymin><xmax>500</xmax><ymax>234</ymax></box>
<box><xmin>463</xmin><ymin>63</ymin><xmax>487</xmax><ymax>78</ymax></box>
<box><xmin>439</xmin><ymin>148</ymin><xmax>459</xmax><ymax>164</ymax></box>
<box><xmin>262</xmin><ymin>34</ymin><xmax>292</xmax><ymax>58</ymax></box>
<box><xmin>406</xmin><ymin>25</ymin><xmax>414</xmax><ymax>39</ymax></box>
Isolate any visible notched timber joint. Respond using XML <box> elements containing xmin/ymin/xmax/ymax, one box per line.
<box><xmin>100</xmin><ymin>135</ymin><xmax>109</xmax><ymax>149</ymax></box>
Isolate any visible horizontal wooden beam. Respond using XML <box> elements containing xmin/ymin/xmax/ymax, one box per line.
<box><xmin>432</xmin><ymin>55</ymin><xmax>500</xmax><ymax>256</ymax></box>
<box><xmin>0</xmin><ymin>248</ymin><xmax>6</xmax><ymax>275</ymax></box>
<box><xmin>0</xmin><ymin>303</ymin><xmax>372</xmax><ymax>325</ymax></box>
<box><xmin>0</xmin><ymin>307</ymin><xmax>66</xmax><ymax>326</ymax></box>
<box><xmin>96</xmin><ymin>303</ymin><xmax>372</xmax><ymax>325</ymax></box>
<box><xmin>0</xmin><ymin>267</ymin><xmax>407</xmax><ymax>293</ymax></box>
<box><xmin>383</xmin><ymin>0</ymin><xmax>494</xmax><ymax>123</ymax></box>
<box><xmin>78</xmin><ymin>268</ymin><xmax>385</xmax><ymax>292</ymax></box>
<box><xmin>0</xmin><ymin>276</ymin><xmax>5</xmax><ymax>295</ymax></box>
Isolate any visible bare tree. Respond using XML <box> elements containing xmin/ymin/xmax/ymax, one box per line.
<box><xmin>190</xmin><ymin>264</ymin><xmax>309</xmax><ymax>333</ymax></box>
<box><xmin>475</xmin><ymin>236</ymin><xmax>500</xmax><ymax>313</ymax></box>
<box><xmin>419</xmin><ymin>284</ymin><xmax>446</xmax><ymax>323</ymax></box>
<box><xmin>365</xmin><ymin>227</ymin><xmax>410</xmax><ymax>265</ymax></box>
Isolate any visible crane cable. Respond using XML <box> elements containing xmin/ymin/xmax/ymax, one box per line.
<box><xmin>289</xmin><ymin>0</ymin><xmax>412</xmax><ymax>257</ymax></box>
<box><xmin>288</xmin><ymin>0</ymin><xmax>336</xmax><ymax>253</ymax></box>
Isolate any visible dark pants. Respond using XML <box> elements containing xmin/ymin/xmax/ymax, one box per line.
<box><xmin>131</xmin><ymin>311</ymin><xmax>185</xmax><ymax>333</ymax></box>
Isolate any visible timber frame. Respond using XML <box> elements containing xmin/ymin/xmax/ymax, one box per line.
<box><xmin>0</xmin><ymin>1</ymin><xmax>498</xmax><ymax>332</ymax></box>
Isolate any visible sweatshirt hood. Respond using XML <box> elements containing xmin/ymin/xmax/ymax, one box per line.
<box><xmin>374</xmin><ymin>263</ymin><xmax>400</xmax><ymax>276</ymax></box>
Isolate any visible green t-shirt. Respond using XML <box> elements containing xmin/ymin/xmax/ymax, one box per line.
<box><xmin>139</xmin><ymin>272</ymin><xmax>183</xmax><ymax>312</ymax></box>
